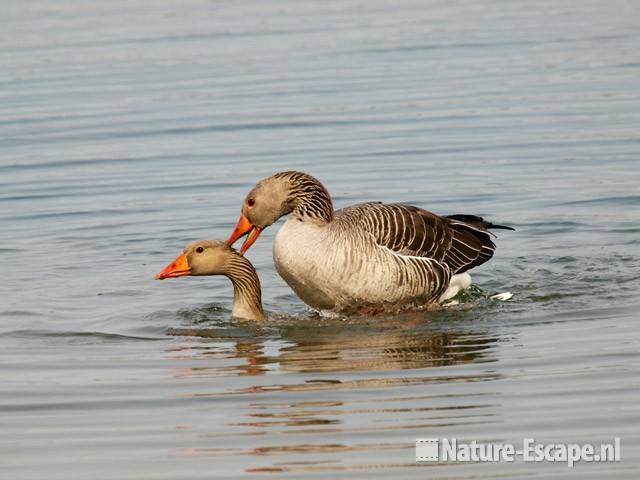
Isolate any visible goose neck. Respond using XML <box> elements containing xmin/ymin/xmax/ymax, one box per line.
<box><xmin>226</xmin><ymin>255</ymin><xmax>265</xmax><ymax>320</ymax></box>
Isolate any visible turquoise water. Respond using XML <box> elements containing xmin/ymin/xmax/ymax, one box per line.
<box><xmin>1</xmin><ymin>0</ymin><xmax>639</xmax><ymax>478</ymax></box>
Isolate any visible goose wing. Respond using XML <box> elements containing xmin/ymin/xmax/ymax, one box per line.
<box><xmin>334</xmin><ymin>202</ymin><xmax>503</xmax><ymax>274</ymax></box>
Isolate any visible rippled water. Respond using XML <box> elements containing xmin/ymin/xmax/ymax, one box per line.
<box><xmin>2</xmin><ymin>0</ymin><xmax>639</xmax><ymax>478</ymax></box>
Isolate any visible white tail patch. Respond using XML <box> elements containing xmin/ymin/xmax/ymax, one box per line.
<box><xmin>438</xmin><ymin>273</ymin><xmax>472</xmax><ymax>302</ymax></box>
<box><xmin>490</xmin><ymin>292</ymin><xmax>513</xmax><ymax>301</ymax></box>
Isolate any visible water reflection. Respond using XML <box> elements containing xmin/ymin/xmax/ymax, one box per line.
<box><xmin>167</xmin><ymin>314</ymin><xmax>501</xmax><ymax>376</ymax></box>
<box><xmin>165</xmin><ymin>311</ymin><xmax>504</xmax><ymax>473</ymax></box>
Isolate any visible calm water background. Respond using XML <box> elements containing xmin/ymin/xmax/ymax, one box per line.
<box><xmin>1</xmin><ymin>0</ymin><xmax>639</xmax><ymax>478</ymax></box>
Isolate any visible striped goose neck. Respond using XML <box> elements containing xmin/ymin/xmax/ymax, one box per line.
<box><xmin>275</xmin><ymin>171</ymin><xmax>333</xmax><ymax>224</ymax></box>
<box><xmin>225</xmin><ymin>255</ymin><xmax>265</xmax><ymax>320</ymax></box>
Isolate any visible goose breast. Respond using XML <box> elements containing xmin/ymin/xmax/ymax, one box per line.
<box><xmin>273</xmin><ymin>215</ymin><xmax>451</xmax><ymax>312</ymax></box>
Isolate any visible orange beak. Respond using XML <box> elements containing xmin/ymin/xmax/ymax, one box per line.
<box><xmin>155</xmin><ymin>253</ymin><xmax>191</xmax><ymax>280</ymax></box>
<box><xmin>226</xmin><ymin>213</ymin><xmax>262</xmax><ymax>255</ymax></box>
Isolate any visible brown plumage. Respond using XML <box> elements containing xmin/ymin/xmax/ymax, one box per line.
<box><xmin>334</xmin><ymin>203</ymin><xmax>512</xmax><ymax>275</ymax></box>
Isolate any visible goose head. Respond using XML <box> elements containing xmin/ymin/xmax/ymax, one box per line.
<box><xmin>227</xmin><ymin>171</ymin><xmax>333</xmax><ymax>254</ymax></box>
<box><xmin>226</xmin><ymin>175</ymin><xmax>294</xmax><ymax>254</ymax></box>
<box><xmin>156</xmin><ymin>240</ymin><xmax>234</xmax><ymax>279</ymax></box>
<box><xmin>156</xmin><ymin>240</ymin><xmax>265</xmax><ymax>320</ymax></box>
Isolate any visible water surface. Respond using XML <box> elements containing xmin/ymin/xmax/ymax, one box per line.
<box><xmin>1</xmin><ymin>0</ymin><xmax>639</xmax><ymax>478</ymax></box>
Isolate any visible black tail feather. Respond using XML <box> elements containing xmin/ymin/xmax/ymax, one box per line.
<box><xmin>446</xmin><ymin>214</ymin><xmax>515</xmax><ymax>231</ymax></box>
<box><xmin>486</xmin><ymin>223</ymin><xmax>515</xmax><ymax>231</ymax></box>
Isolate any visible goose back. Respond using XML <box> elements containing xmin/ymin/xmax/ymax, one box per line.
<box><xmin>333</xmin><ymin>202</ymin><xmax>502</xmax><ymax>275</ymax></box>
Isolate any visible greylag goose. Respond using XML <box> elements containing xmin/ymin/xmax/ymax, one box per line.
<box><xmin>156</xmin><ymin>240</ymin><xmax>264</xmax><ymax>320</ymax></box>
<box><xmin>227</xmin><ymin>171</ymin><xmax>513</xmax><ymax>314</ymax></box>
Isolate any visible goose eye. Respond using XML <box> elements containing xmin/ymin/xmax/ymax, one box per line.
<box><xmin>196</xmin><ymin>246</ymin><xmax>204</xmax><ymax>253</ymax></box>
<box><xmin>247</xmin><ymin>198</ymin><xmax>255</xmax><ymax>207</ymax></box>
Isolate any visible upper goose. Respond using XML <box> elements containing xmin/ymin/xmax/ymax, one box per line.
<box><xmin>156</xmin><ymin>240</ymin><xmax>264</xmax><ymax>320</ymax></box>
<box><xmin>227</xmin><ymin>171</ymin><xmax>513</xmax><ymax>314</ymax></box>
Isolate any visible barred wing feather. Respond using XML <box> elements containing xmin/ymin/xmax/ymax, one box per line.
<box><xmin>335</xmin><ymin>203</ymin><xmax>500</xmax><ymax>274</ymax></box>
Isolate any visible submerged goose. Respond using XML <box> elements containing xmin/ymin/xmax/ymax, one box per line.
<box><xmin>156</xmin><ymin>240</ymin><xmax>264</xmax><ymax>320</ymax></box>
<box><xmin>227</xmin><ymin>171</ymin><xmax>513</xmax><ymax>314</ymax></box>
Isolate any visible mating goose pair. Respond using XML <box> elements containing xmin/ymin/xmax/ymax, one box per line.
<box><xmin>157</xmin><ymin>171</ymin><xmax>513</xmax><ymax>320</ymax></box>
